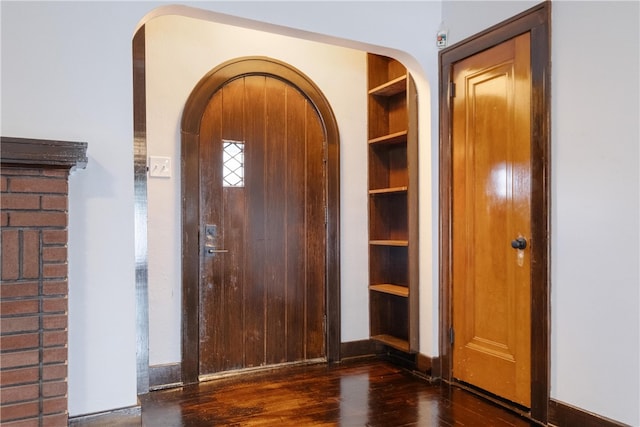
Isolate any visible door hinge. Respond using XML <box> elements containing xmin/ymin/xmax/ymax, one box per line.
<box><xmin>449</xmin><ymin>81</ymin><xmax>456</xmax><ymax>98</ymax></box>
<box><xmin>449</xmin><ymin>327</ymin><xmax>455</xmax><ymax>345</ymax></box>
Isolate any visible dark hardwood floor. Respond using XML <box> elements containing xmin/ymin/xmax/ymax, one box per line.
<box><xmin>71</xmin><ymin>359</ymin><xmax>537</xmax><ymax>426</ymax></box>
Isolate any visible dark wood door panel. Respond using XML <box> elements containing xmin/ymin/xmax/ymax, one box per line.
<box><xmin>264</xmin><ymin>77</ymin><xmax>288</xmax><ymax>365</ymax></box>
<box><xmin>198</xmin><ymin>74</ymin><xmax>326</xmax><ymax>376</ymax></box>
<box><xmin>182</xmin><ymin>57</ymin><xmax>341</xmax><ymax>385</ymax></box>
<box><xmin>305</xmin><ymin>100</ymin><xmax>327</xmax><ymax>360</ymax></box>
<box><xmin>243</xmin><ymin>75</ymin><xmax>268</xmax><ymax>368</ymax></box>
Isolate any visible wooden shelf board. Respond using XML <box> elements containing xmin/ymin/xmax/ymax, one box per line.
<box><xmin>369</xmin><ymin>186</ymin><xmax>408</xmax><ymax>195</ymax></box>
<box><xmin>369</xmin><ymin>284</ymin><xmax>409</xmax><ymax>297</ymax></box>
<box><xmin>368</xmin><ymin>130</ymin><xmax>408</xmax><ymax>146</ymax></box>
<box><xmin>369</xmin><ymin>75</ymin><xmax>407</xmax><ymax>97</ymax></box>
<box><xmin>369</xmin><ymin>240</ymin><xmax>409</xmax><ymax>247</ymax></box>
<box><xmin>371</xmin><ymin>334</ymin><xmax>410</xmax><ymax>352</ymax></box>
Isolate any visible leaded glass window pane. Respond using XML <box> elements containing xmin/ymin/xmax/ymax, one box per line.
<box><xmin>222</xmin><ymin>140</ymin><xmax>244</xmax><ymax>187</ymax></box>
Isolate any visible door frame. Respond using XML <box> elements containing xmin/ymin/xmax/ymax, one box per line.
<box><xmin>438</xmin><ymin>3</ymin><xmax>550</xmax><ymax>423</ymax></box>
<box><xmin>180</xmin><ymin>57</ymin><xmax>341</xmax><ymax>384</ymax></box>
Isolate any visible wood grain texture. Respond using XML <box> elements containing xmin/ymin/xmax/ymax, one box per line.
<box><xmin>439</xmin><ymin>2</ymin><xmax>551</xmax><ymax>423</ymax></box>
<box><xmin>0</xmin><ymin>137</ymin><xmax>87</xmax><ymax>169</ymax></box>
<box><xmin>71</xmin><ymin>360</ymin><xmax>539</xmax><ymax>426</ymax></box>
<box><xmin>244</xmin><ymin>75</ymin><xmax>267</xmax><ymax>368</ymax></box>
<box><xmin>366</xmin><ymin>54</ymin><xmax>418</xmax><ymax>355</ymax></box>
<box><xmin>305</xmin><ymin>99</ymin><xmax>327</xmax><ymax>360</ymax></box>
<box><xmin>198</xmin><ymin>75</ymin><xmax>326</xmax><ymax>376</ymax></box>
<box><xmin>451</xmin><ymin>32</ymin><xmax>532</xmax><ymax>407</ymax></box>
<box><xmin>181</xmin><ymin>57</ymin><xmax>342</xmax><ymax>383</ymax></box>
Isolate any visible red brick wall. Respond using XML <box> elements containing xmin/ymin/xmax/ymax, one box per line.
<box><xmin>1</xmin><ymin>167</ymin><xmax>70</xmax><ymax>426</ymax></box>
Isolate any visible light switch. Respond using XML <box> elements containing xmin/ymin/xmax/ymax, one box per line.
<box><xmin>149</xmin><ymin>156</ymin><xmax>172</xmax><ymax>178</ymax></box>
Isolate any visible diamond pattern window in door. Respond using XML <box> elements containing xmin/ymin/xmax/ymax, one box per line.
<box><xmin>222</xmin><ymin>140</ymin><xmax>244</xmax><ymax>187</ymax></box>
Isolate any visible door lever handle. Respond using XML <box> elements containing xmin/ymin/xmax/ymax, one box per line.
<box><xmin>204</xmin><ymin>224</ymin><xmax>227</xmax><ymax>256</ymax></box>
<box><xmin>206</xmin><ymin>248</ymin><xmax>228</xmax><ymax>254</ymax></box>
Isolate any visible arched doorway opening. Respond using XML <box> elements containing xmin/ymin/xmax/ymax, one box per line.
<box><xmin>132</xmin><ymin>6</ymin><xmax>433</xmax><ymax>394</ymax></box>
<box><xmin>180</xmin><ymin>57</ymin><xmax>340</xmax><ymax>383</ymax></box>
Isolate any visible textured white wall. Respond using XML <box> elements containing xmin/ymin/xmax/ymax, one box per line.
<box><xmin>1</xmin><ymin>1</ymin><xmax>439</xmax><ymax>416</ymax></box>
<box><xmin>1</xmin><ymin>1</ymin><xmax>151</xmax><ymax>416</ymax></box>
<box><xmin>550</xmin><ymin>2</ymin><xmax>639</xmax><ymax>425</ymax></box>
<box><xmin>441</xmin><ymin>0</ymin><xmax>540</xmax><ymax>45</ymax></box>
<box><xmin>145</xmin><ymin>14</ymin><xmax>370</xmax><ymax>364</ymax></box>
<box><xmin>142</xmin><ymin>2</ymin><xmax>442</xmax><ymax>361</ymax></box>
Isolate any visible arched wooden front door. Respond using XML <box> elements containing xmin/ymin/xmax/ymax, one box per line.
<box><xmin>181</xmin><ymin>57</ymin><xmax>340</xmax><ymax>382</ymax></box>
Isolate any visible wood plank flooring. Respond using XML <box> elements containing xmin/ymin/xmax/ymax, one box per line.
<box><xmin>71</xmin><ymin>359</ymin><xmax>537</xmax><ymax>426</ymax></box>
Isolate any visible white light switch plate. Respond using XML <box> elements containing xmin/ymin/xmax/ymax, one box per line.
<box><xmin>149</xmin><ymin>156</ymin><xmax>172</xmax><ymax>178</ymax></box>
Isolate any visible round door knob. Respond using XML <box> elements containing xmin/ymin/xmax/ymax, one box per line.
<box><xmin>511</xmin><ymin>237</ymin><xmax>527</xmax><ymax>250</ymax></box>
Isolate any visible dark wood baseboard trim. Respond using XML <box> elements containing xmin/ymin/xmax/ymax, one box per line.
<box><xmin>549</xmin><ymin>399</ymin><xmax>629</xmax><ymax>427</ymax></box>
<box><xmin>382</xmin><ymin>347</ymin><xmax>417</xmax><ymax>371</ymax></box>
<box><xmin>378</xmin><ymin>347</ymin><xmax>440</xmax><ymax>380</ymax></box>
<box><xmin>69</xmin><ymin>405</ymin><xmax>141</xmax><ymax>425</ymax></box>
<box><xmin>340</xmin><ymin>339</ymin><xmax>385</xmax><ymax>360</ymax></box>
<box><xmin>340</xmin><ymin>340</ymin><xmax>440</xmax><ymax>380</ymax></box>
<box><xmin>149</xmin><ymin>362</ymin><xmax>183</xmax><ymax>390</ymax></box>
<box><xmin>448</xmin><ymin>379</ymin><xmax>538</xmax><ymax>425</ymax></box>
<box><xmin>147</xmin><ymin>346</ymin><xmax>439</xmax><ymax>390</ymax></box>
<box><xmin>416</xmin><ymin>353</ymin><xmax>440</xmax><ymax>378</ymax></box>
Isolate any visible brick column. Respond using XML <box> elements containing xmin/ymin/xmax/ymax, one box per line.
<box><xmin>1</xmin><ymin>137</ymin><xmax>87</xmax><ymax>427</ymax></box>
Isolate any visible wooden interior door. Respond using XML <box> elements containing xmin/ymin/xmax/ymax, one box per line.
<box><xmin>198</xmin><ymin>74</ymin><xmax>326</xmax><ymax>377</ymax></box>
<box><xmin>451</xmin><ymin>32</ymin><xmax>532</xmax><ymax>406</ymax></box>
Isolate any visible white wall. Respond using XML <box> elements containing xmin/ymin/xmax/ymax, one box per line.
<box><xmin>1</xmin><ymin>1</ymin><xmax>151</xmax><ymax>416</ymax></box>
<box><xmin>441</xmin><ymin>0</ymin><xmax>540</xmax><ymax>44</ymax></box>
<box><xmin>2</xmin><ymin>1</ymin><xmax>638</xmax><ymax>425</ymax></box>
<box><xmin>550</xmin><ymin>2</ymin><xmax>639</xmax><ymax>424</ymax></box>
<box><xmin>140</xmin><ymin>2</ymin><xmax>442</xmax><ymax>361</ymax></box>
<box><xmin>145</xmin><ymin>14</ymin><xmax>370</xmax><ymax>364</ymax></box>
<box><xmin>144</xmin><ymin>2</ymin><xmax>444</xmax><ymax>364</ymax></box>
<box><xmin>1</xmin><ymin>0</ymin><xmax>440</xmax><ymax>416</ymax></box>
